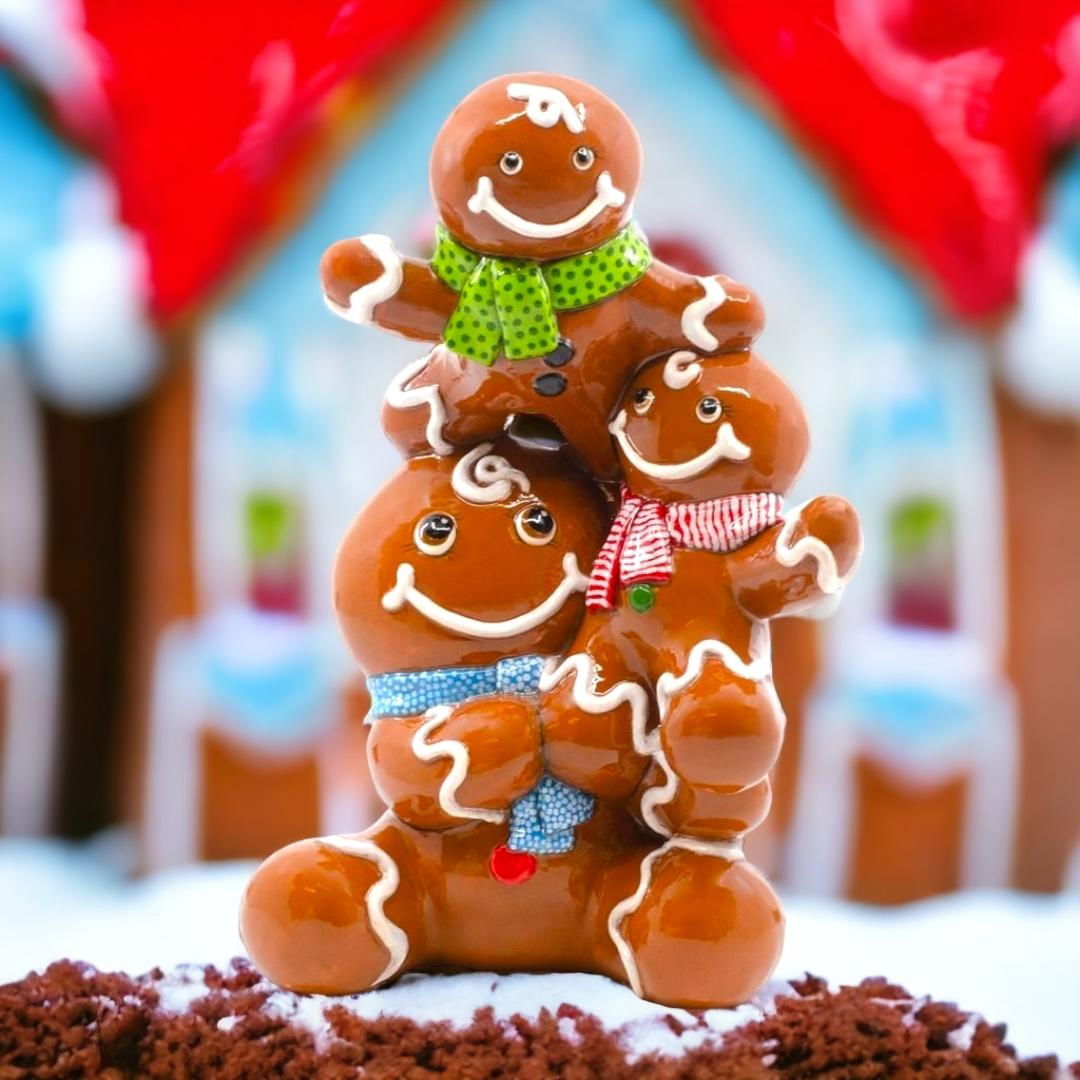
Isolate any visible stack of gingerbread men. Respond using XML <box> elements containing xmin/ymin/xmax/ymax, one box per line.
<box><xmin>240</xmin><ymin>73</ymin><xmax>862</xmax><ymax>1009</ymax></box>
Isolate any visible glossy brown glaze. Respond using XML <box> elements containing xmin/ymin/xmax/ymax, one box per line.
<box><xmin>243</xmin><ymin>76</ymin><xmax>859</xmax><ymax>1012</ymax></box>
<box><xmin>321</xmin><ymin>72</ymin><xmax>763</xmax><ymax>479</ymax></box>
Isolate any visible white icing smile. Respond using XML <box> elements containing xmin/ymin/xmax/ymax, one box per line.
<box><xmin>609</xmin><ymin>409</ymin><xmax>751</xmax><ymax>480</ymax></box>
<box><xmin>467</xmin><ymin>172</ymin><xmax>626</xmax><ymax>240</ymax></box>
<box><xmin>382</xmin><ymin>552</ymin><xmax>588</xmax><ymax>638</ymax></box>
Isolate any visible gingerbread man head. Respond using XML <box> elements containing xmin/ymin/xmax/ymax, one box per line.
<box><xmin>609</xmin><ymin>350</ymin><xmax>810</xmax><ymax>503</ymax></box>
<box><xmin>334</xmin><ymin>439</ymin><xmax>608</xmax><ymax>674</ymax></box>
<box><xmin>430</xmin><ymin>73</ymin><xmax>642</xmax><ymax>261</ymax></box>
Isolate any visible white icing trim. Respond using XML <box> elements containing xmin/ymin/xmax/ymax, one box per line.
<box><xmin>662</xmin><ymin>351</ymin><xmax>702</xmax><ymax>390</ymax></box>
<box><xmin>384</xmin><ymin>350</ymin><xmax>453</xmax><ymax>456</ymax></box>
<box><xmin>609</xmin><ymin>409</ymin><xmax>750</xmax><ymax>480</ymax></box>
<box><xmin>607</xmin><ymin>836</ymin><xmax>744</xmax><ymax>997</ymax></box>
<box><xmin>410</xmin><ymin>706</ymin><xmax>507</xmax><ymax>824</ymax></box>
<box><xmin>451</xmin><ymin>442</ymin><xmax>530</xmax><ymax>503</ymax></box>
<box><xmin>774</xmin><ymin>500</ymin><xmax>862</xmax><ymax>595</ymax></box>
<box><xmin>323</xmin><ymin>235</ymin><xmax>403</xmax><ymax>325</ymax></box>
<box><xmin>318</xmin><ymin>835</ymin><xmax>408</xmax><ymax>984</ymax></box>
<box><xmin>467</xmin><ymin>172</ymin><xmax>625</xmax><ymax>240</ymax></box>
<box><xmin>382</xmin><ymin>552</ymin><xmax>588</xmax><ymax>639</ymax></box>
<box><xmin>681</xmin><ymin>276</ymin><xmax>727</xmax><ymax>351</ymax></box>
<box><xmin>501</xmin><ymin>82</ymin><xmax>585</xmax><ymax>132</ymax></box>
<box><xmin>655</xmin><ymin>623</ymin><xmax>772</xmax><ymax>717</ymax></box>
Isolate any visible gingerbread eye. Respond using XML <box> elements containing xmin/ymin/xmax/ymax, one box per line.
<box><xmin>696</xmin><ymin>396</ymin><xmax>722</xmax><ymax>423</ymax></box>
<box><xmin>633</xmin><ymin>387</ymin><xmax>654</xmax><ymax>415</ymax></box>
<box><xmin>414</xmin><ymin>512</ymin><xmax>457</xmax><ymax>555</ymax></box>
<box><xmin>572</xmin><ymin>146</ymin><xmax>595</xmax><ymax>171</ymax></box>
<box><xmin>499</xmin><ymin>151</ymin><xmax>523</xmax><ymax>175</ymax></box>
<box><xmin>515</xmin><ymin>504</ymin><xmax>557</xmax><ymax>546</ymax></box>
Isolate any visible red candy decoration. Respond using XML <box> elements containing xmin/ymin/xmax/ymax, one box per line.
<box><xmin>489</xmin><ymin>844</ymin><xmax>538</xmax><ymax>886</ymax></box>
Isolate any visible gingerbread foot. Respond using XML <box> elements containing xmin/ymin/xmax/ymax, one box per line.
<box><xmin>602</xmin><ymin>840</ymin><xmax>783</xmax><ymax>1009</ymax></box>
<box><xmin>240</xmin><ymin>815</ymin><xmax>425</xmax><ymax>994</ymax></box>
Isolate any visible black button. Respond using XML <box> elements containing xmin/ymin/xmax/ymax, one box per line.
<box><xmin>533</xmin><ymin>372</ymin><xmax>568</xmax><ymax>396</ymax></box>
<box><xmin>543</xmin><ymin>339</ymin><xmax>575</xmax><ymax>367</ymax></box>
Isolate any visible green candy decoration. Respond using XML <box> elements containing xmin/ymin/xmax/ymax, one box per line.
<box><xmin>627</xmin><ymin>583</ymin><xmax>656</xmax><ymax>614</ymax></box>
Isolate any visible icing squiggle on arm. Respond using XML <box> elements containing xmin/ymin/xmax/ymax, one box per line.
<box><xmin>317</xmin><ymin>835</ymin><xmax>408</xmax><ymax>984</ymax></box>
<box><xmin>410</xmin><ymin>705</ymin><xmax>507</xmax><ymax>824</ymax></box>
<box><xmin>774</xmin><ymin>501</ymin><xmax>861</xmax><ymax>595</ymax></box>
<box><xmin>324</xmin><ymin>234</ymin><xmax>403</xmax><ymax>325</ymax></box>
<box><xmin>384</xmin><ymin>349</ymin><xmax>453</xmax><ymax>456</ymax></box>
<box><xmin>681</xmin><ymin>276</ymin><xmax>727</xmax><ymax>351</ymax></box>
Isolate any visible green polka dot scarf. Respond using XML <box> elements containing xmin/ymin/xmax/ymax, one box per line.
<box><xmin>431</xmin><ymin>222</ymin><xmax>651</xmax><ymax>365</ymax></box>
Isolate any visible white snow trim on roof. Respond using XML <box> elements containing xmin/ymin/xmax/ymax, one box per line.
<box><xmin>1000</xmin><ymin>235</ymin><xmax>1080</xmax><ymax>419</ymax></box>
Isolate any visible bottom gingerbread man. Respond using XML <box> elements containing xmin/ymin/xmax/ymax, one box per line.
<box><xmin>240</xmin><ymin>438</ymin><xmax>787</xmax><ymax>1008</ymax></box>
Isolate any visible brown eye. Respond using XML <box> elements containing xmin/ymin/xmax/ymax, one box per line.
<box><xmin>633</xmin><ymin>387</ymin><xmax>654</xmax><ymax>415</ymax></box>
<box><xmin>414</xmin><ymin>512</ymin><xmax>457</xmax><ymax>555</ymax></box>
<box><xmin>515</xmin><ymin>504</ymin><xmax>557</xmax><ymax>546</ymax></box>
<box><xmin>499</xmin><ymin>151</ymin><xmax>523</xmax><ymax>175</ymax></box>
<box><xmin>572</xmin><ymin>146</ymin><xmax>595</xmax><ymax>170</ymax></box>
<box><xmin>696</xmin><ymin>396</ymin><xmax>722</xmax><ymax>423</ymax></box>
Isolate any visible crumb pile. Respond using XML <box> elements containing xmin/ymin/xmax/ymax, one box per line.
<box><xmin>0</xmin><ymin>961</ymin><xmax>1073</xmax><ymax>1078</ymax></box>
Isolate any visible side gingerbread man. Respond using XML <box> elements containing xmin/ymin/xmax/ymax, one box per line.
<box><xmin>320</xmin><ymin>72</ymin><xmax>762</xmax><ymax>477</ymax></box>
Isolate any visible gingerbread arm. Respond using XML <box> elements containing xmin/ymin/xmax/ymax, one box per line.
<box><xmin>320</xmin><ymin>236</ymin><xmax>457</xmax><ymax>342</ymax></box>
<box><xmin>731</xmin><ymin>495</ymin><xmax>863</xmax><ymax>621</ymax></box>
<box><xmin>629</xmin><ymin>261</ymin><xmax>765</xmax><ymax>356</ymax></box>
<box><xmin>366</xmin><ymin>697</ymin><xmax>543</xmax><ymax>831</ymax></box>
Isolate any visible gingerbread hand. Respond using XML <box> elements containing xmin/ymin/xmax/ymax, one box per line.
<box><xmin>320</xmin><ymin>236</ymin><xmax>456</xmax><ymax>342</ymax></box>
<box><xmin>632</xmin><ymin>264</ymin><xmax>765</xmax><ymax>357</ymax></box>
<box><xmin>734</xmin><ymin>495</ymin><xmax>863</xmax><ymax>620</ymax></box>
<box><xmin>366</xmin><ymin>697</ymin><xmax>543</xmax><ymax>831</ymax></box>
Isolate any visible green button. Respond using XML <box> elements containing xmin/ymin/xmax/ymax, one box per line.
<box><xmin>628</xmin><ymin>583</ymin><xmax>656</xmax><ymax>613</ymax></box>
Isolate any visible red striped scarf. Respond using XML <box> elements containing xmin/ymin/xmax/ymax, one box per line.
<box><xmin>586</xmin><ymin>488</ymin><xmax>783</xmax><ymax>612</ymax></box>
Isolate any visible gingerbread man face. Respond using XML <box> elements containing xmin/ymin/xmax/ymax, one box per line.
<box><xmin>430</xmin><ymin>73</ymin><xmax>642</xmax><ymax>261</ymax></box>
<box><xmin>334</xmin><ymin>440</ymin><xmax>608</xmax><ymax>674</ymax></box>
<box><xmin>610</xmin><ymin>350</ymin><xmax>810</xmax><ymax>503</ymax></box>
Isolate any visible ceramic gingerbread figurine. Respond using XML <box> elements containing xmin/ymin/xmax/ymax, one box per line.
<box><xmin>541</xmin><ymin>347</ymin><xmax>862</xmax><ymax>869</ymax></box>
<box><xmin>241</xmin><ymin>438</ymin><xmax>788</xmax><ymax>1008</ymax></box>
<box><xmin>320</xmin><ymin>72</ymin><xmax>762</xmax><ymax>478</ymax></box>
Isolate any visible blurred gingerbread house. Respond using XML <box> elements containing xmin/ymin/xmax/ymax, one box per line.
<box><xmin>5</xmin><ymin>0</ymin><xmax>1079</xmax><ymax>896</ymax></box>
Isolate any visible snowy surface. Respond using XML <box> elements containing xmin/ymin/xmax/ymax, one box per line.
<box><xmin>0</xmin><ymin>837</ymin><xmax>1077</xmax><ymax>1062</ymax></box>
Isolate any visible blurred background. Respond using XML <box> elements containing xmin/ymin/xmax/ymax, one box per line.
<box><xmin>1</xmin><ymin>0</ymin><xmax>1079</xmax><ymax>911</ymax></box>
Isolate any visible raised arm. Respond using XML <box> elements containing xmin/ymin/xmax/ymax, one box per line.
<box><xmin>731</xmin><ymin>495</ymin><xmax>863</xmax><ymax>621</ymax></box>
<box><xmin>366</xmin><ymin>697</ymin><xmax>543</xmax><ymax>831</ymax></box>
<box><xmin>629</xmin><ymin>260</ymin><xmax>765</xmax><ymax>357</ymax></box>
<box><xmin>320</xmin><ymin>235</ymin><xmax>457</xmax><ymax>342</ymax></box>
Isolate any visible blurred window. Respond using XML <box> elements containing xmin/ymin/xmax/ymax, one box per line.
<box><xmin>886</xmin><ymin>495</ymin><xmax>955</xmax><ymax>631</ymax></box>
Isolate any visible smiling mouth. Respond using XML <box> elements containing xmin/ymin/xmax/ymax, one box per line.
<box><xmin>609</xmin><ymin>410</ymin><xmax>751</xmax><ymax>480</ymax></box>
<box><xmin>466</xmin><ymin>171</ymin><xmax>626</xmax><ymax>239</ymax></box>
<box><xmin>381</xmin><ymin>552</ymin><xmax>589</xmax><ymax>637</ymax></box>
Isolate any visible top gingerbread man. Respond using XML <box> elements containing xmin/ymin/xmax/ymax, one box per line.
<box><xmin>321</xmin><ymin>72</ymin><xmax>763</xmax><ymax>479</ymax></box>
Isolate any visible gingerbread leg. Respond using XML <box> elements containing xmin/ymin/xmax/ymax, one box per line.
<box><xmin>598</xmin><ymin>838</ymin><xmax>784</xmax><ymax>1009</ymax></box>
<box><xmin>240</xmin><ymin>812</ymin><xmax>427</xmax><ymax>994</ymax></box>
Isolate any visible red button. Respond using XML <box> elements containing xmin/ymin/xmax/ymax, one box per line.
<box><xmin>489</xmin><ymin>843</ymin><xmax>538</xmax><ymax>885</ymax></box>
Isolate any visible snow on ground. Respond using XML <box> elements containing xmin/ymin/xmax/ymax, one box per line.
<box><xmin>0</xmin><ymin>836</ymin><xmax>1077</xmax><ymax>1062</ymax></box>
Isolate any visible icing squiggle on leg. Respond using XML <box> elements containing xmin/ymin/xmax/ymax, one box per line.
<box><xmin>384</xmin><ymin>350</ymin><xmax>454</xmax><ymax>456</ymax></box>
<box><xmin>317</xmin><ymin>834</ymin><xmax>408</xmax><ymax>985</ymax></box>
<box><xmin>774</xmin><ymin>501</ymin><xmax>862</xmax><ymax>594</ymax></box>
<box><xmin>324</xmin><ymin>234</ymin><xmax>403</xmax><ymax>324</ymax></box>
<box><xmin>681</xmin><ymin>276</ymin><xmax>727</xmax><ymax>351</ymax></box>
<box><xmin>411</xmin><ymin>706</ymin><xmax>507</xmax><ymax>824</ymax></box>
<box><xmin>607</xmin><ymin>836</ymin><xmax>744</xmax><ymax>997</ymax></box>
